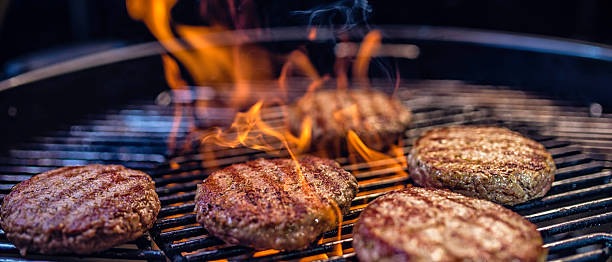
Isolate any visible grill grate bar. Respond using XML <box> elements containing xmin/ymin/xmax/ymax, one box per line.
<box><xmin>158</xmin><ymin>203</ymin><xmax>198</xmax><ymax>218</ymax></box>
<box><xmin>165</xmin><ymin>237</ymin><xmax>224</xmax><ymax>254</ymax></box>
<box><xmin>183</xmin><ymin>246</ymin><xmax>253</xmax><ymax>262</ymax></box>
<box><xmin>5</xmin><ymin>143</ymin><xmax>167</xmax><ymax>154</ymax></box>
<box><xmin>249</xmin><ymin>239</ymin><xmax>353</xmax><ymax>262</ymax></box>
<box><xmin>548</xmin><ymin>170</ymin><xmax>611</xmax><ymax>194</ymax></box>
<box><xmin>538</xmin><ymin>212</ymin><xmax>612</xmax><ymax>237</ymax></box>
<box><xmin>525</xmin><ymin>198</ymin><xmax>612</xmax><ymax>223</ymax></box>
<box><xmin>5</xmin><ymin>150</ymin><xmax>165</xmax><ymax>163</ymax></box>
<box><xmin>159</xmin><ymin>192</ymin><xmax>196</xmax><ymax>206</ymax></box>
<box><xmin>554</xmin><ymin>162</ymin><xmax>605</xmax><ymax>180</ymax></box>
<box><xmin>28</xmin><ymin>135</ymin><xmax>171</xmax><ymax>145</ymax></box>
<box><xmin>0</xmin><ymin>244</ymin><xmax>167</xmax><ymax>261</ymax></box>
<box><xmin>158</xmin><ymin>227</ymin><xmax>206</xmax><ymax>242</ymax></box>
<box><xmin>154</xmin><ymin>153</ymin><xmax>612</xmax><ymax>260</ymax></box>
<box><xmin>2</xmin><ymin>81</ymin><xmax>612</xmax><ymax>261</ymax></box>
<box><xmin>548</xmin><ymin>249</ymin><xmax>610</xmax><ymax>262</ymax></box>
<box><xmin>0</xmin><ymin>159</ymin><xmax>159</xmax><ymax>171</ymax></box>
<box><xmin>152</xmin><ymin>214</ymin><xmax>197</xmax><ymax>232</ymax></box>
<box><xmin>512</xmin><ymin>183</ymin><xmax>612</xmax><ymax>211</ymax></box>
<box><xmin>156</xmin><ymin>182</ymin><xmax>199</xmax><ymax>196</ymax></box>
<box><xmin>544</xmin><ymin>233</ymin><xmax>612</xmax><ymax>252</ymax></box>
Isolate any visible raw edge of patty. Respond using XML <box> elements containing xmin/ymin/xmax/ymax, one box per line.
<box><xmin>0</xmin><ymin>165</ymin><xmax>161</xmax><ymax>255</ymax></box>
<box><xmin>408</xmin><ymin>126</ymin><xmax>556</xmax><ymax>205</ymax></box>
<box><xmin>194</xmin><ymin>156</ymin><xmax>358</xmax><ymax>251</ymax></box>
<box><xmin>353</xmin><ymin>187</ymin><xmax>547</xmax><ymax>262</ymax></box>
<box><xmin>287</xmin><ymin>89</ymin><xmax>411</xmax><ymax>157</ymax></box>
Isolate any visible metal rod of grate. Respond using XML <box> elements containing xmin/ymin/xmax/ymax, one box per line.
<box><xmin>0</xmin><ymin>81</ymin><xmax>611</xmax><ymax>261</ymax></box>
<box><xmin>148</xmin><ymin>102</ymin><xmax>612</xmax><ymax>262</ymax></box>
<box><xmin>0</xmin><ymin>101</ymin><xmax>177</xmax><ymax>261</ymax></box>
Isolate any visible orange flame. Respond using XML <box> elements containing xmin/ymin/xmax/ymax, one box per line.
<box><xmin>127</xmin><ymin>0</ymin><xmax>272</xmax><ymax>108</ymax></box>
<box><xmin>353</xmin><ymin>30</ymin><xmax>382</xmax><ymax>86</ymax></box>
<box><xmin>347</xmin><ymin>130</ymin><xmax>408</xmax><ymax>178</ymax></box>
<box><xmin>199</xmin><ymin>101</ymin><xmax>312</xmax><ymax>161</ymax></box>
<box><xmin>279</xmin><ymin>50</ymin><xmax>323</xmax><ymax>100</ymax></box>
<box><xmin>128</xmin><ymin>0</ymin><xmax>407</xmax><ymax>256</ymax></box>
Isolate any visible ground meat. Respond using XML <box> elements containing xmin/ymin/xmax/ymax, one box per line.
<box><xmin>287</xmin><ymin>89</ymin><xmax>411</xmax><ymax>157</ymax></box>
<box><xmin>0</xmin><ymin>165</ymin><xmax>160</xmax><ymax>255</ymax></box>
<box><xmin>353</xmin><ymin>187</ymin><xmax>547</xmax><ymax>262</ymax></box>
<box><xmin>194</xmin><ymin>156</ymin><xmax>358</xmax><ymax>250</ymax></box>
<box><xmin>408</xmin><ymin>126</ymin><xmax>555</xmax><ymax>205</ymax></box>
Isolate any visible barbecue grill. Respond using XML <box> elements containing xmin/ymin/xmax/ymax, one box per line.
<box><xmin>0</xmin><ymin>26</ymin><xmax>611</xmax><ymax>261</ymax></box>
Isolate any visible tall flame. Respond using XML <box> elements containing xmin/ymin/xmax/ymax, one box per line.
<box><xmin>127</xmin><ymin>0</ymin><xmax>272</xmax><ymax>108</ymax></box>
<box><xmin>353</xmin><ymin>30</ymin><xmax>382</xmax><ymax>86</ymax></box>
<box><xmin>279</xmin><ymin>50</ymin><xmax>324</xmax><ymax>100</ymax></box>
<box><xmin>128</xmin><ymin>0</ymin><xmax>406</xmax><ymax>258</ymax></box>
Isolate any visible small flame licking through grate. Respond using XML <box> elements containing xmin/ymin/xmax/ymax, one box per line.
<box><xmin>126</xmin><ymin>0</ymin><xmax>412</xmax><ymax>260</ymax></box>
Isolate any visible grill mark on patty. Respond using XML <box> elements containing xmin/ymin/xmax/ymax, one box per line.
<box><xmin>276</xmin><ymin>159</ymin><xmax>323</xmax><ymax>216</ymax></box>
<box><xmin>368</xmin><ymin>91</ymin><xmax>390</xmax><ymax>123</ymax></box>
<box><xmin>195</xmin><ymin>156</ymin><xmax>357</xmax><ymax>251</ymax></box>
<box><xmin>49</xmin><ymin>170</ymin><xmax>120</xmax><ymax>230</ymax></box>
<box><xmin>246</xmin><ymin>160</ymin><xmax>290</xmax><ymax>212</ymax></box>
<box><xmin>408</xmin><ymin>126</ymin><xmax>555</xmax><ymax>205</ymax></box>
<box><xmin>0</xmin><ymin>165</ymin><xmax>160</xmax><ymax>255</ymax></box>
<box><xmin>353</xmin><ymin>187</ymin><xmax>545</xmax><ymax>262</ymax></box>
<box><xmin>317</xmin><ymin>160</ymin><xmax>352</xmax><ymax>203</ymax></box>
<box><xmin>22</xmin><ymin>167</ymin><xmax>102</xmax><ymax>217</ymax></box>
<box><xmin>37</xmin><ymin>168</ymin><xmax>149</xmax><ymax>233</ymax></box>
<box><xmin>250</xmin><ymin>159</ymin><xmax>281</xmax><ymax>192</ymax></box>
<box><xmin>288</xmin><ymin>89</ymin><xmax>411</xmax><ymax>157</ymax></box>
<box><xmin>351</xmin><ymin>91</ymin><xmax>383</xmax><ymax>145</ymax></box>
<box><xmin>63</xmin><ymin>173</ymin><xmax>148</xmax><ymax>231</ymax></box>
<box><xmin>225</xmin><ymin>164</ymin><xmax>248</xmax><ymax>191</ymax></box>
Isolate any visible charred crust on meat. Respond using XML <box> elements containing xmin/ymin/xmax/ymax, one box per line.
<box><xmin>194</xmin><ymin>156</ymin><xmax>358</xmax><ymax>250</ymax></box>
<box><xmin>407</xmin><ymin>126</ymin><xmax>556</xmax><ymax>205</ymax></box>
<box><xmin>0</xmin><ymin>165</ymin><xmax>161</xmax><ymax>255</ymax></box>
<box><xmin>353</xmin><ymin>187</ymin><xmax>547</xmax><ymax>262</ymax></box>
<box><xmin>287</xmin><ymin>89</ymin><xmax>411</xmax><ymax>157</ymax></box>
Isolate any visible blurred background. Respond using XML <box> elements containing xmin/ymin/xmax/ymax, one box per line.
<box><xmin>2</xmin><ymin>0</ymin><xmax>612</xmax><ymax>80</ymax></box>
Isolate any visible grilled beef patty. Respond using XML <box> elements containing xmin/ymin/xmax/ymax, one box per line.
<box><xmin>287</xmin><ymin>89</ymin><xmax>411</xmax><ymax>157</ymax></box>
<box><xmin>408</xmin><ymin>126</ymin><xmax>555</xmax><ymax>205</ymax></box>
<box><xmin>194</xmin><ymin>156</ymin><xmax>358</xmax><ymax>250</ymax></box>
<box><xmin>0</xmin><ymin>165</ymin><xmax>160</xmax><ymax>255</ymax></box>
<box><xmin>353</xmin><ymin>187</ymin><xmax>546</xmax><ymax>262</ymax></box>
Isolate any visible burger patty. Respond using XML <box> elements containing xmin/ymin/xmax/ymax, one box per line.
<box><xmin>194</xmin><ymin>156</ymin><xmax>358</xmax><ymax>250</ymax></box>
<box><xmin>287</xmin><ymin>89</ymin><xmax>411</xmax><ymax>157</ymax></box>
<box><xmin>0</xmin><ymin>165</ymin><xmax>160</xmax><ymax>255</ymax></box>
<box><xmin>353</xmin><ymin>187</ymin><xmax>547</xmax><ymax>262</ymax></box>
<box><xmin>408</xmin><ymin>126</ymin><xmax>556</xmax><ymax>205</ymax></box>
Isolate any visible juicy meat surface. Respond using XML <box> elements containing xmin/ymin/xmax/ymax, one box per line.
<box><xmin>353</xmin><ymin>187</ymin><xmax>547</xmax><ymax>262</ymax></box>
<box><xmin>0</xmin><ymin>165</ymin><xmax>160</xmax><ymax>255</ymax></box>
<box><xmin>287</xmin><ymin>89</ymin><xmax>411</xmax><ymax>157</ymax></box>
<box><xmin>408</xmin><ymin>126</ymin><xmax>556</xmax><ymax>205</ymax></box>
<box><xmin>194</xmin><ymin>156</ymin><xmax>358</xmax><ymax>250</ymax></box>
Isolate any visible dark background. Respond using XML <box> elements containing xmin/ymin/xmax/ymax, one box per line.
<box><xmin>1</xmin><ymin>0</ymin><xmax>612</xmax><ymax>79</ymax></box>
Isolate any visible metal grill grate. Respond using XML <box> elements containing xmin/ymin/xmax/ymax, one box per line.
<box><xmin>0</xmin><ymin>102</ymin><xmax>176</xmax><ymax>261</ymax></box>
<box><xmin>1</xmin><ymin>80</ymin><xmax>611</xmax><ymax>261</ymax></box>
